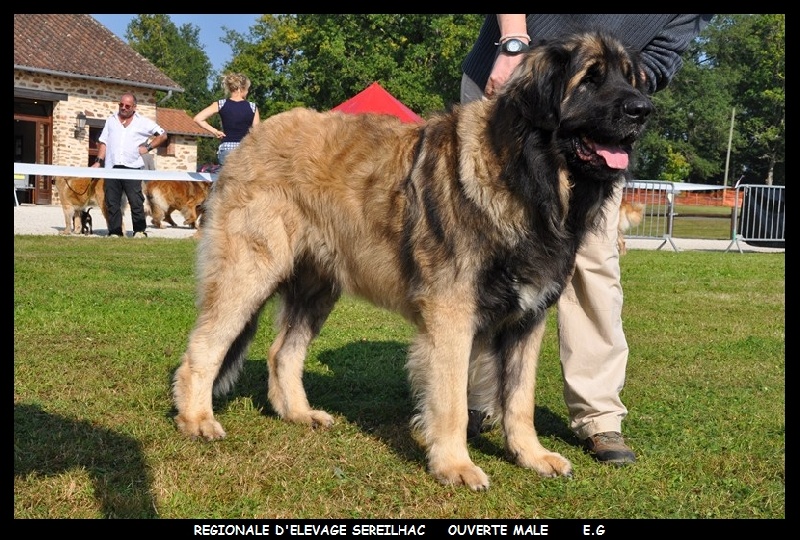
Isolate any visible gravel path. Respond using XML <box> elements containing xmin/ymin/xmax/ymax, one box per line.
<box><xmin>14</xmin><ymin>203</ymin><xmax>784</xmax><ymax>253</ymax></box>
<box><xmin>14</xmin><ymin>203</ymin><xmax>198</xmax><ymax>239</ymax></box>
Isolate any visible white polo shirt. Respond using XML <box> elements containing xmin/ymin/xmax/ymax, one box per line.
<box><xmin>98</xmin><ymin>112</ymin><xmax>166</xmax><ymax>169</ymax></box>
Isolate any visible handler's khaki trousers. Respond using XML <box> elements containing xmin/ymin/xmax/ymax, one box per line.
<box><xmin>558</xmin><ymin>185</ymin><xmax>629</xmax><ymax>440</ymax></box>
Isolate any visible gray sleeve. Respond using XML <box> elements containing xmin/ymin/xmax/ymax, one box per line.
<box><xmin>640</xmin><ymin>14</ymin><xmax>714</xmax><ymax>93</ymax></box>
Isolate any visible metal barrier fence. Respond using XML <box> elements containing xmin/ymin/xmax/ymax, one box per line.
<box><xmin>622</xmin><ymin>180</ymin><xmax>679</xmax><ymax>252</ymax></box>
<box><xmin>13</xmin><ymin>165</ymin><xmax>784</xmax><ymax>253</ymax></box>
<box><xmin>726</xmin><ymin>184</ymin><xmax>785</xmax><ymax>253</ymax></box>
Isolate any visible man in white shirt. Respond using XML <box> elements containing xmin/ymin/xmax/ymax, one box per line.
<box><xmin>91</xmin><ymin>92</ymin><xmax>167</xmax><ymax>238</ymax></box>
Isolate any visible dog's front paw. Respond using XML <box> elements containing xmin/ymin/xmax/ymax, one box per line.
<box><xmin>430</xmin><ymin>462</ymin><xmax>490</xmax><ymax>491</ymax></box>
<box><xmin>175</xmin><ymin>413</ymin><xmax>226</xmax><ymax>441</ymax></box>
<box><xmin>514</xmin><ymin>449</ymin><xmax>573</xmax><ymax>478</ymax></box>
<box><xmin>284</xmin><ymin>409</ymin><xmax>335</xmax><ymax>429</ymax></box>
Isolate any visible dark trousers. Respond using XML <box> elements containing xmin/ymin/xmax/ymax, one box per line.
<box><xmin>105</xmin><ymin>166</ymin><xmax>147</xmax><ymax>236</ymax></box>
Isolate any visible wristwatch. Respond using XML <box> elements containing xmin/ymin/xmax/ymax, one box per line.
<box><xmin>500</xmin><ymin>38</ymin><xmax>530</xmax><ymax>55</ymax></box>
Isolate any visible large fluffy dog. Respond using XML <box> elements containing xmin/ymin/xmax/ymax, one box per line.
<box><xmin>144</xmin><ymin>180</ymin><xmax>210</xmax><ymax>229</ymax></box>
<box><xmin>173</xmin><ymin>32</ymin><xmax>652</xmax><ymax>490</ymax></box>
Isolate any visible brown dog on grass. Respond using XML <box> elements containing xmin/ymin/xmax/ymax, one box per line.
<box><xmin>55</xmin><ymin>176</ymin><xmax>136</xmax><ymax>236</ymax></box>
<box><xmin>55</xmin><ymin>177</ymin><xmax>117</xmax><ymax>236</ymax></box>
<box><xmin>144</xmin><ymin>180</ymin><xmax>211</xmax><ymax>229</ymax></box>
<box><xmin>617</xmin><ymin>200</ymin><xmax>645</xmax><ymax>255</ymax></box>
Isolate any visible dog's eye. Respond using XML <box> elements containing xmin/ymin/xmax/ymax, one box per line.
<box><xmin>580</xmin><ymin>64</ymin><xmax>603</xmax><ymax>86</ymax></box>
<box><xmin>621</xmin><ymin>62</ymin><xmax>636</xmax><ymax>85</ymax></box>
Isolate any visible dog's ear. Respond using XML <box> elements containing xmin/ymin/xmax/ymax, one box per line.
<box><xmin>496</xmin><ymin>40</ymin><xmax>570</xmax><ymax>131</ymax></box>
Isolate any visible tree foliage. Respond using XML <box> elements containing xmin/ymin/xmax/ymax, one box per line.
<box><xmin>125</xmin><ymin>14</ymin><xmax>213</xmax><ymax>113</ymax></box>
<box><xmin>124</xmin><ymin>15</ymin><xmax>217</xmax><ymax>164</ymax></box>
<box><xmin>222</xmin><ymin>14</ymin><xmax>483</xmax><ymax>118</ymax></box>
<box><xmin>633</xmin><ymin>35</ymin><xmax>737</xmax><ymax>184</ymax></box>
<box><xmin>126</xmin><ymin>14</ymin><xmax>783</xmax><ymax>181</ymax></box>
<box><xmin>220</xmin><ymin>14</ymin><xmax>308</xmax><ymax>119</ymax></box>
<box><xmin>634</xmin><ymin>14</ymin><xmax>784</xmax><ymax>185</ymax></box>
<box><xmin>703</xmin><ymin>14</ymin><xmax>785</xmax><ymax>185</ymax></box>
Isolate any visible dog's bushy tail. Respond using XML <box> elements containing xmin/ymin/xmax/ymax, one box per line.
<box><xmin>212</xmin><ymin>311</ymin><xmax>261</xmax><ymax>397</ymax></box>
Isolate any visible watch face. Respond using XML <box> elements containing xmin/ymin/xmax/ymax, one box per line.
<box><xmin>504</xmin><ymin>39</ymin><xmax>527</xmax><ymax>53</ymax></box>
<box><xmin>507</xmin><ymin>40</ymin><xmax>523</xmax><ymax>52</ymax></box>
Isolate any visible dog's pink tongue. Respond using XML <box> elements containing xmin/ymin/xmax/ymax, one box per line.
<box><xmin>594</xmin><ymin>143</ymin><xmax>629</xmax><ymax>169</ymax></box>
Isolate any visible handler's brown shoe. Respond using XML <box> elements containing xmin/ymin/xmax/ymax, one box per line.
<box><xmin>583</xmin><ymin>432</ymin><xmax>636</xmax><ymax>465</ymax></box>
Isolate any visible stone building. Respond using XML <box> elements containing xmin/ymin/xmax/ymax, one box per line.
<box><xmin>14</xmin><ymin>14</ymin><xmax>213</xmax><ymax>204</ymax></box>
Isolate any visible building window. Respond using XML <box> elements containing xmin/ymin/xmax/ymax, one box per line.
<box><xmin>157</xmin><ymin>135</ymin><xmax>176</xmax><ymax>157</ymax></box>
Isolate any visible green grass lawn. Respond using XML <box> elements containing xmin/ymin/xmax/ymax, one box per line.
<box><xmin>671</xmin><ymin>204</ymin><xmax>736</xmax><ymax>239</ymax></box>
<box><xmin>14</xmin><ymin>235</ymin><xmax>784</xmax><ymax>519</ymax></box>
<box><xmin>631</xmin><ymin>204</ymin><xmax>735</xmax><ymax>240</ymax></box>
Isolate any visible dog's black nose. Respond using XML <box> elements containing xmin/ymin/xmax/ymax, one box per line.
<box><xmin>624</xmin><ymin>99</ymin><xmax>653</xmax><ymax>122</ymax></box>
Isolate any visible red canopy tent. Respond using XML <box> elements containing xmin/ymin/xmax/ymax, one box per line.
<box><xmin>331</xmin><ymin>82</ymin><xmax>424</xmax><ymax>124</ymax></box>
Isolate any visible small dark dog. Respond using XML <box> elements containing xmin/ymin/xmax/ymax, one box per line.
<box><xmin>80</xmin><ymin>208</ymin><xmax>93</xmax><ymax>235</ymax></box>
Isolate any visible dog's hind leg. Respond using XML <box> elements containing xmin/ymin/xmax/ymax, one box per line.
<box><xmin>180</xmin><ymin>206</ymin><xmax>198</xmax><ymax>228</ymax></box>
<box><xmin>148</xmin><ymin>199</ymin><xmax>168</xmax><ymax>228</ymax></box>
<box><xmin>267</xmin><ymin>262</ymin><xmax>340</xmax><ymax>428</ymax></box>
<box><xmin>164</xmin><ymin>207</ymin><xmax>180</xmax><ymax>228</ymax></box>
<box><xmin>173</xmin><ymin>227</ymin><xmax>294</xmax><ymax>441</ymax></box>
<box><xmin>70</xmin><ymin>209</ymin><xmax>82</xmax><ymax>235</ymax></box>
<box><xmin>173</xmin><ymin>306</ymin><xmax>268</xmax><ymax>440</ymax></box>
<box><xmin>60</xmin><ymin>205</ymin><xmax>76</xmax><ymax>235</ymax></box>
<box><xmin>500</xmin><ymin>318</ymin><xmax>573</xmax><ymax>478</ymax></box>
<box><xmin>466</xmin><ymin>334</ymin><xmax>503</xmax><ymax>435</ymax></box>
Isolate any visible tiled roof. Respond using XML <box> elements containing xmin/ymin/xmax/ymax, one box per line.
<box><xmin>14</xmin><ymin>14</ymin><xmax>183</xmax><ymax>92</ymax></box>
<box><xmin>157</xmin><ymin>108</ymin><xmax>213</xmax><ymax>138</ymax></box>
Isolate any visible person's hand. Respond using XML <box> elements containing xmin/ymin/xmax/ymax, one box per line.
<box><xmin>215</xmin><ymin>129</ymin><xmax>225</xmax><ymax>139</ymax></box>
<box><xmin>485</xmin><ymin>54</ymin><xmax>524</xmax><ymax>97</ymax></box>
<box><xmin>91</xmin><ymin>162</ymin><xmax>100</xmax><ymax>168</ymax></box>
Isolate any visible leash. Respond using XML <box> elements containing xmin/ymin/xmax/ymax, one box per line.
<box><xmin>63</xmin><ymin>177</ymin><xmax>100</xmax><ymax>197</ymax></box>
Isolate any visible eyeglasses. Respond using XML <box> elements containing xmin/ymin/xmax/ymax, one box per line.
<box><xmin>119</xmin><ymin>103</ymin><xmax>135</xmax><ymax>109</ymax></box>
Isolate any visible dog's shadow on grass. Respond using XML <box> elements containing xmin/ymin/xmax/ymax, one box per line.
<box><xmin>14</xmin><ymin>403</ymin><xmax>158</xmax><ymax>518</ymax></box>
<box><xmin>231</xmin><ymin>340</ymin><xmax>578</xmax><ymax>467</ymax></box>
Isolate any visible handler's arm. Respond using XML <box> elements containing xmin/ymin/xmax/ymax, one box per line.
<box><xmin>485</xmin><ymin>14</ymin><xmax>531</xmax><ymax>97</ymax></box>
<box><xmin>639</xmin><ymin>14</ymin><xmax>714</xmax><ymax>93</ymax></box>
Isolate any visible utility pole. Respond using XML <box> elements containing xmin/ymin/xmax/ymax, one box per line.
<box><xmin>723</xmin><ymin>107</ymin><xmax>735</xmax><ymax>187</ymax></box>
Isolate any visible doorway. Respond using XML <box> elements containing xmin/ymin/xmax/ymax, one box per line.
<box><xmin>14</xmin><ymin>98</ymin><xmax>54</xmax><ymax>205</ymax></box>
